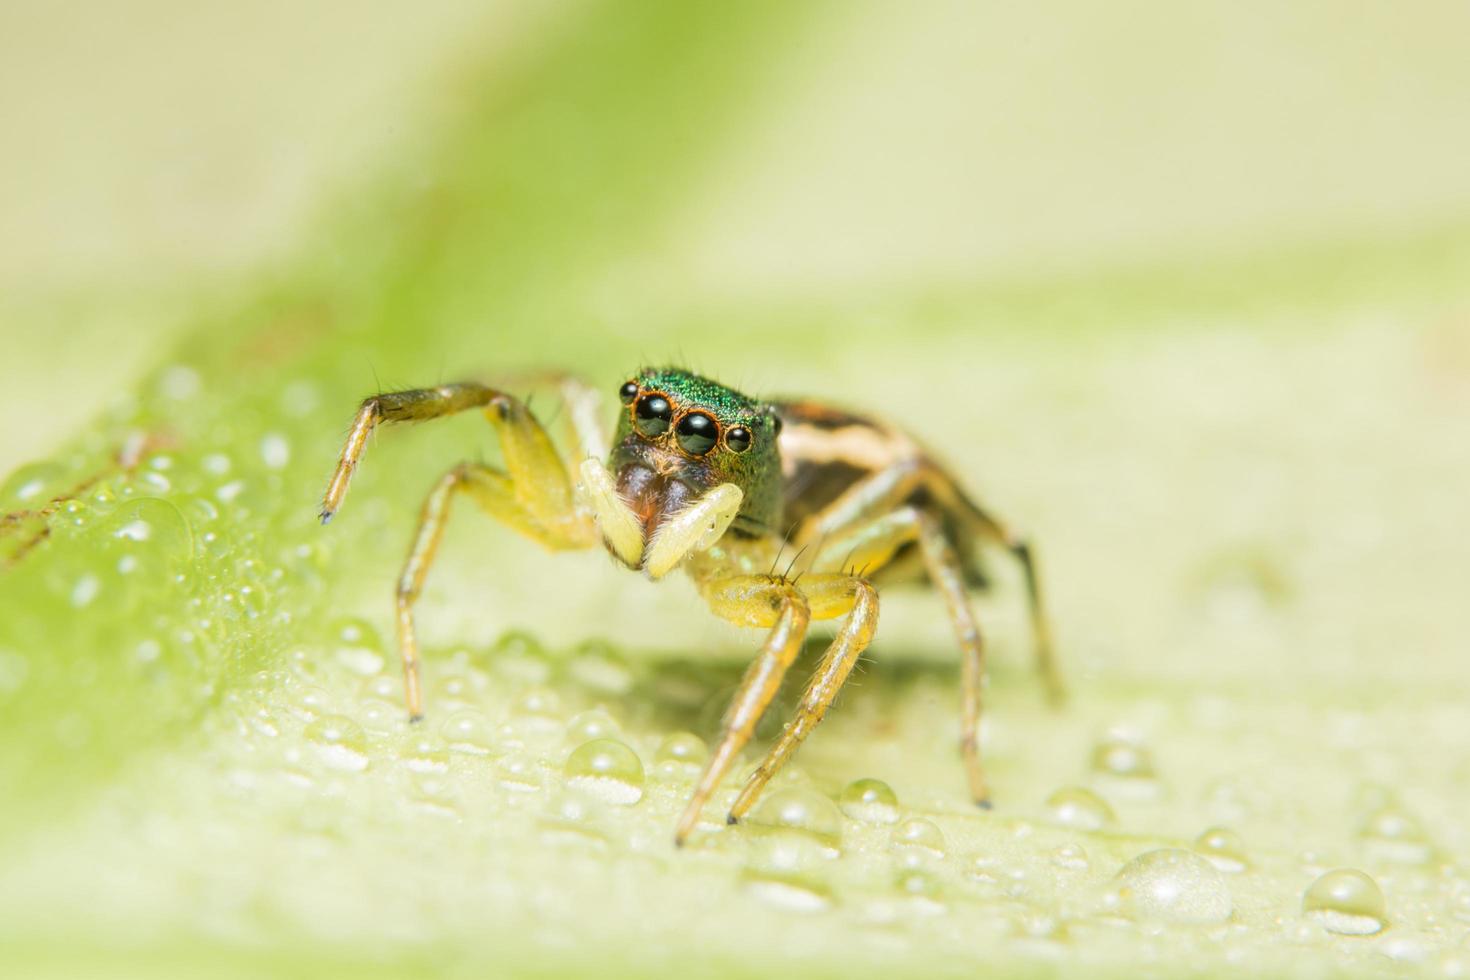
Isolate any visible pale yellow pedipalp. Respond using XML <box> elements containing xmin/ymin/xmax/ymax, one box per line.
<box><xmin>642</xmin><ymin>483</ymin><xmax>743</xmax><ymax>580</ymax></box>
<box><xmin>577</xmin><ymin>458</ymin><xmax>644</xmax><ymax>568</ymax></box>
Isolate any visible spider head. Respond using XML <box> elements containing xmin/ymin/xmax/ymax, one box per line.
<box><xmin>602</xmin><ymin>368</ymin><xmax>783</xmax><ymax>568</ymax></box>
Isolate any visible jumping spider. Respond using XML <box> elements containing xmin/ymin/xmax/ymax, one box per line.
<box><xmin>320</xmin><ymin>368</ymin><xmax>1062</xmax><ymax>844</ymax></box>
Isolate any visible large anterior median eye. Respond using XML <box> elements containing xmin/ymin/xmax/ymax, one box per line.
<box><xmin>675</xmin><ymin>412</ymin><xmax>719</xmax><ymax>455</ymax></box>
<box><xmin>634</xmin><ymin>394</ymin><xmax>673</xmax><ymax>436</ymax></box>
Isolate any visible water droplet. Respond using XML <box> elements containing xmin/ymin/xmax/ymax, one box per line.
<box><xmin>400</xmin><ymin>736</ymin><xmax>450</xmax><ymax>773</ymax></box>
<box><xmin>1045</xmin><ymin>786</ymin><xmax>1115</xmax><ymax>831</ymax></box>
<box><xmin>893</xmin><ymin>868</ymin><xmax>947</xmax><ymax>913</ymax></box>
<box><xmin>839</xmin><ymin>778</ymin><xmax>900</xmax><ymax>824</ymax></box>
<box><xmin>564</xmin><ymin>738</ymin><xmax>644</xmax><ymax>805</ymax></box>
<box><xmin>511</xmin><ymin>686</ymin><xmax>563</xmax><ymax>736</ymax></box>
<box><xmin>1091</xmin><ymin>733</ymin><xmax>1156</xmax><ymax>780</ymax></box>
<box><xmin>1360</xmin><ymin>806</ymin><xmax>1435</xmax><ymax>865</ymax></box>
<box><xmin>747</xmin><ymin>788</ymin><xmax>843</xmax><ymax>848</ymax></box>
<box><xmin>742</xmin><ymin>831</ymin><xmax>834</xmax><ymax>912</ymax></box>
<box><xmin>292</xmin><ymin>685</ymin><xmax>332</xmax><ymax>719</ymax></box>
<box><xmin>357</xmin><ymin>698</ymin><xmax>401</xmax><ymax>734</ymax></box>
<box><xmin>70</xmin><ymin>574</ymin><xmax>101</xmax><ymax>607</ymax></box>
<box><xmin>567</xmin><ymin>638</ymin><xmax>634</xmax><ymax>695</ymax></box>
<box><xmin>539</xmin><ymin>790</ymin><xmax>609</xmax><ymax>847</ymax></box>
<box><xmin>260</xmin><ymin>433</ymin><xmax>291</xmax><ymax>470</ymax></box>
<box><xmin>433</xmin><ymin>673</ymin><xmax>480</xmax><ymax>712</ymax></box>
<box><xmin>565</xmin><ymin>709</ymin><xmax>621</xmax><ymax>745</ymax></box>
<box><xmin>497</xmin><ymin>753</ymin><xmax>542</xmax><ymax>792</ymax></box>
<box><xmin>441</xmin><ymin>711</ymin><xmax>495</xmax><ymax>755</ymax></box>
<box><xmin>1</xmin><ymin>461</ymin><xmax>65</xmax><ymax>508</ymax></box>
<box><xmin>201</xmin><ymin>453</ymin><xmax>231</xmax><ymax>477</ymax></box>
<box><xmin>304</xmin><ymin>715</ymin><xmax>369</xmax><ymax>772</ymax></box>
<box><xmin>158</xmin><ymin>365</ymin><xmax>202</xmax><ymax>400</ymax></box>
<box><xmin>1051</xmin><ymin>844</ymin><xmax>1090</xmax><ymax>871</ymax></box>
<box><xmin>890</xmin><ymin>818</ymin><xmax>946</xmax><ymax>857</ymax></box>
<box><xmin>489</xmin><ymin>631</ymin><xmax>552</xmax><ymax>685</ymax></box>
<box><xmin>1303</xmin><ymin>869</ymin><xmax>1387</xmax><ymax>935</ymax></box>
<box><xmin>361</xmin><ymin>675</ymin><xmax>401</xmax><ymax>702</ymax></box>
<box><xmin>331</xmin><ymin>618</ymin><xmax>386</xmax><ymax>675</ymax></box>
<box><xmin>1194</xmin><ymin>826</ymin><xmax>1250</xmax><ymax>873</ymax></box>
<box><xmin>1111</xmin><ymin>848</ymin><xmax>1232</xmax><ymax>924</ymax></box>
<box><xmin>655</xmin><ymin>731</ymin><xmax>708</xmax><ymax>766</ymax></box>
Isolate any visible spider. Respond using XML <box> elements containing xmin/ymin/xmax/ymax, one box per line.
<box><xmin>320</xmin><ymin>368</ymin><xmax>1063</xmax><ymax>845</ymax></box>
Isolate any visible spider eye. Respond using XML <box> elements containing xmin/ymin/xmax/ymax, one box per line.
<box><xmin>675</xmin><ymin>412</ymin><xmax>718</xmax><ymax>455</ymax></box>
<box><xmin>725</xmin><ymin>426</ymin><xmax>752</xmax><ymax>453</ymax></box>
<box><xmin>618</xmin><ymin>381</ymin><xmax>639</xmax><ymax>404</ymax></box>
<box><xmin>634</xmin><ymin>394</ymin><xmax>673</xmax><ymax>436</ymax></box>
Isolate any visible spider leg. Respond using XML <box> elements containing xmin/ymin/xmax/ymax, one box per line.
<box><xmin>323</xmin><ymin>383</ymin><xmax>596</xmax><ymax>720</ymax></box>
<box><xmin>808</xmin><ymin>506</ymin><xmax>997</xmax><ymax>806</ymax></box>
<box><xmin>675</xmin><ymin>575</ymin><xmax>811</xmax><ymax>846</ymax></box>
<box><xmin>792</xmin><ymin>457</ymin><xmax>1064</xmax><ymax>706</ymax></box>
<box><xmin>726</xmin><ymin>573</ymin><xmax>879</xmax><ymax>823</ymax></box>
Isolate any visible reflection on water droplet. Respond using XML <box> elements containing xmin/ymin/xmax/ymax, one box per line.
<box><xmin>441</xmin><ymin>711</ymin><xmax>495</xmax><ymax>755</ymax></box>
<box><xmin>1111</xmin><ymin>848</ymin><xmax>1231</xmax><ymax>924</ymax></box>
<box><xmin>304</xmin><ymin>715</ymin><xmax>369</xmax><ymax>772</ymax></box>
<box><xmin>565</xmin><ymin>709</ymin><xmax>620</xmax><ymax>745</ymax></box>
<box><xmin>748</xmin><ymin>789</ymin><xmax>843</xmax><ymax>849</ymax></box>
<box><xmin>1303</xmin><ymin>869</ymin><xmax>1387</xmax><ymax>935</ymax></box>
<box><xmin>1194</xmin><ymin>826</ymin><xmax>1250</xmax><ymax>873</ymax></box>
<box><xmin>1045</xmin><ymin>786</ymin><xmax>1115</xmax><ymax>831</ymax></box>
<box><xmin>564</xmin><ymin>738</ymin><xmax>644</xmax><ymax>805</ymax></box>
<box><xmin>1360</xmin><ymin>806</ymin><xmax>1435</xmax><ymax>865</ymax></box>
<box><xmin>839</xmin><ymin>778</ymin><xmax>900</xmax><ymax>824</ymax></box>
<box><xmin>891</xmin><ymin>818</ymin><xmax>946</xmax><ymax>857</ymax></box>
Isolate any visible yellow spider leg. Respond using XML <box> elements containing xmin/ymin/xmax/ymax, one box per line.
<box><xmin>810</xmin><ymin>506</ymin><xmax>1000</xmax><ymax>806</ymax></box>
<box><xmin>793</xmin><ymin>456</ymin><xmax>1065</xmax><ymax>707</ymax></box>
<box><xmin>323</xmin><ymin>383</ymin><xmax>596</xmax><ymax>720</ymax></box>
<box><xmin>397</xmin><ymin>462</ymin><xmax>591</xmax><ymax>721</ymax></box>
<box><xmin>321</xmin><ymin>382</ymin><xmax>505</xmax><ymax>523</ymax></box>
<box><xmin>727</xmin><ymin>573</ymin><xmax>879</xmax><ymax>823</ymax></box>
<box><xmin>675</xmin><ymin>576</ymin><xmax>811</xmax><ymax>845</ymax></box>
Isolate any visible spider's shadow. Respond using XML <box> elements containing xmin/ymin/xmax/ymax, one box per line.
<box><xmin>598</xmin><ymin>636</ymin><xmax>1015</xmax><ymax>746</ymax></box>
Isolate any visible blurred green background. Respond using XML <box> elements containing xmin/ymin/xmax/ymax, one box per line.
<box><xmin>3</xmin><ymin>2</ymin><xmax>1469</xmax><ymax>976</ymax></box>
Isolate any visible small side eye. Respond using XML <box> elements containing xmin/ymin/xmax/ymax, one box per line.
<box><xmin>618</xmin><ymin>381</ymin><xmax>639</xmax><ymax>404</ymax></box>
<box><xmin>675</xmin><ymin>412</ymin><xmax>719</xmax><ymax>455</ymax></box>
<box><xmin>634</xmin><ymin>394</ymin><xmax>673</xmax><ymax>436</ymax></box>
<box><xmin>725</xmin><ymin>426</ymin><xmax>752</xmax><ymax>453</ymax></box>
<box><xmin>772</xmin><ymin>415</ymin><xmax>783</xmax><ymax>436</ymax></box>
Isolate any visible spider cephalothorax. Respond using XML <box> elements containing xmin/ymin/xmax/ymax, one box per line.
<box><xmin>609</xmin><ymin>368</ymin><xmax>783</xmax><ymax>545</ymax></box>
<box><xmin>320</xmin><ymin>366</ymin><xmax>1063</xmax><ymax>845</ymax></box>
